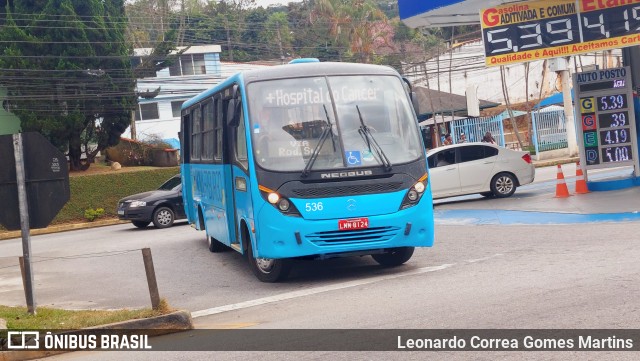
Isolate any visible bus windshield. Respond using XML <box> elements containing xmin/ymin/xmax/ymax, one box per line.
<box><xmin>247</xmin><ymin>75</ymin><xmax>422</xmax><ymax>173</ymax></box>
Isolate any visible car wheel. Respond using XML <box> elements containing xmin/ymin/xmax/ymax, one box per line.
<box><xmin>491</xmin><ymin>173</ymin><xmax>516</xmax><ymax>198</ymax></box>
<box><xmin>371</xmin><ymin>247</ymin><xmax>415</xmax><ymax>267</ymax></box>
<box><xmin>132</xmin><ymin>221</ymin><xmax>150</xmax><ymax>229</ymax></box>
<box><xmin>152</xmin><ymin>206</ymin><xmax>175</xmax><ymax>228</ymax></box>
<box><xmin>208</xmin><ymin>236</ymin><xmax>227</xmax><ymax>253</ymax></box>
<box><xmin>247</xmin><ymin>242</ymin><xmax>292</xmax><ymax>283</ymax></box>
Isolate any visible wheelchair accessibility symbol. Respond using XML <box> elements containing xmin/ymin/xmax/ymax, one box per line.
<box><xmin>346</xmin><ymin>151</ymin><xmax>362</xmax><ymax>166</ymax></box>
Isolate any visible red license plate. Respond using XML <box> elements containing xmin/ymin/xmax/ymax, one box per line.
<box><xmin>338</xmin><ymin>217</ymin><xmax>369</xmax><ymax>231</ymax></box>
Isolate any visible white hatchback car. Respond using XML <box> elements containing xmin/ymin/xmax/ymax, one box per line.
<box><xmin>426</xmin><ymin>143</ymin><xmax>535</xmax><ymax>199</ymax></box>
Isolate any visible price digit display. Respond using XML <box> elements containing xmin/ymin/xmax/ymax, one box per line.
<box><xmin>596</xmin><ymin>94</ymin><xmax>628</xmax><ymax>111</ymax></box>
<box><xmin>602</xmin><ymin>146</ymin><xmax>632</xmax><ymax>163</ymax></box>
<box><xmin>598</xmin><ymin>111</ymin><xmax>628</xmax><ymax>128</ymax></box>
<box><xmin>484</xmin><ymin>16</ymin><xmax>580</xmax><ymax>56</ymax></box>
<box><xmin>600</xmin><ymin>129</ymin><xmax>629</xmax><ymax>145</ymax></box>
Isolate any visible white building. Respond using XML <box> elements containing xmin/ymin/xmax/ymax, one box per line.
<box><xmin>403</xmin><ymin>39</ymin><xmax>623</xmax><ymax>105</ymax></box>
<box><xmin>127</xmin><ymin>45</ymin><xmax>270</xmax><ymax>143</ymax></box>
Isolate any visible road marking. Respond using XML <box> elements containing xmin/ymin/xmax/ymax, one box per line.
<box><xmin>466</xmin><ymin>253</ymin><xmax>504</xmax><ymax>263</ymax></box>
<box><xmin>191</xmin><ymin>263</ymin><xmax>455</xmax><ymax>318</ymax></box>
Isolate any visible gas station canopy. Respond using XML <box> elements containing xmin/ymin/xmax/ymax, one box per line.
<box><xmin>399</xmin><ymin>0</ymin><xmax>525</xmax><ymax>28</ymax></box>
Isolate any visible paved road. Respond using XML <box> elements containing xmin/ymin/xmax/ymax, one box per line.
<box><xmin>2</xmin><ymin>165</ymin><xmax>639</xmax><ymax>360</ymax></box>
<box><xmin>38</xmin><ymin>222</ymin><xmax>640</xmax><ymax>361</ymax></box>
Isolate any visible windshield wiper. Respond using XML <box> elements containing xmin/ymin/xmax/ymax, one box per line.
<box><xmin>301</xmin><ymin>105</ymin><xmax>335</xmax><ymax>178</ymax></box>
<box><xmin>356</xmin><ymin>105</ymin><xmax>392</xmax><ymax>172</ymax></box>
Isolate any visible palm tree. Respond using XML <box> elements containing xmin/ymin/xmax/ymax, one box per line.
<box><xmin>313</xmin><ymin>0</ymin><xmax>387</xmax><ymax>63</ymax></box>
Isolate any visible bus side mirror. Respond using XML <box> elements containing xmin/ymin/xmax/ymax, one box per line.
<box><xmin>411</xmin><ymin>91</ymin><xmax>420</xmax><ymax>115</ymax></box>
<box><xmin>227</xmin><ymin>99</ymin><xmax>239</xmax><ymax>127</ymax></box>
<box><xmin>402</xmin><ymin>77</ymin><xmax>420</xmax><ymax>116</ymax></box>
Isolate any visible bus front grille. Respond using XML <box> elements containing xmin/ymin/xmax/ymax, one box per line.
<box><xmin>306</xmin><ymin>226</ymin><xmax>401</xmax><ymax>246</ymax></box>
<box><xmin>292</xmin><ymin>182</ymin><xmax>403</xmax><ymax>198</ymax></box>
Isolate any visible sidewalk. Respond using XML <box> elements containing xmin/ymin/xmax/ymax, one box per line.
<box><xmin>531</xmin><ymin>155</ymin><xmax>580</xmax><ymax>168</ymax></box>
<box><xmin>0</xmin><ymin>219</ymin><xmax>125</xmax><ymax>241</ymax></box>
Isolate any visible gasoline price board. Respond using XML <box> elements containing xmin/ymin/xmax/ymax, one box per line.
<box><xmin>573</xmin><ymin>66</ymin><xmax>639</xmax><ymax>171</ymax></box>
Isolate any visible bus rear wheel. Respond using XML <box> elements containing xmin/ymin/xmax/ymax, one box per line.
<box><xmin>247</xmin><ymin>244</ymin><xmax>292</xmax><ymax>282</ymax></box>
<box><xmin>371</xmin><ymin>247</ymin><xmax>415</xmax><ymax>267</ymax></box>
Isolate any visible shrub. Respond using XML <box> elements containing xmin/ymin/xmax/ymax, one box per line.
<box><xmin>84</xmin><ymin>208</ymin><xmax>105</xmax><ymax>222</ymax></box>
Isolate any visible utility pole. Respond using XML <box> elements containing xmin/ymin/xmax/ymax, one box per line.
<box><xmin>225</xmin><ymin>17</ymin><xmax>234</xmax><ymax>62</ymax></box>
<box><xmin>277</xmin><ymin>25</ymin><xmax>285</xmax><ymax>64</ymax></box>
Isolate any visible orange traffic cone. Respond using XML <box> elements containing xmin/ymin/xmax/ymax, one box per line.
<box><xmin>575</xmin><ymin>161</ymin><xmax>589</xmax><ymax>194</ymax></box>
<box><xmin>555</xmin><ymin>164</ymin><xmax>571</xmax><ymax>198</ymax></box>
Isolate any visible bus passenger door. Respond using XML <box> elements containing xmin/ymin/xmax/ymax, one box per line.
<box><xmin>227</xmin><ymin>90</ymin><xmax>252</xmax><ymax>253</ymax></box>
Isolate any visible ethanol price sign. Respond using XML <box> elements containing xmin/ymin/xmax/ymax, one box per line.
<box><xmin>573</xmin><ymin>66</ymin><xmax>639</xmax><ymax>171</ymax></box>
<box><xmin>481</xmin><ymin>0</ymin><xmax>640</xmax><ymax>66</ymax></box>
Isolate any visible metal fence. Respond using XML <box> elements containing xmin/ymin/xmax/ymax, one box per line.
<box><xmin>531</xmin><ymin>109</ymin><xmax>567</xmax><ymax>153</ymax></box>
<box><xmin>450</xmin><ymin>115</ymin><xmax>505</xmax><ymax>146</ymax></box>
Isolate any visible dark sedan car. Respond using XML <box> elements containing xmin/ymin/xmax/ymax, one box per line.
<box><xmin>117</xmin><ymin>174</ymin><xmax>185</xmax><ymax>229</ymax></box>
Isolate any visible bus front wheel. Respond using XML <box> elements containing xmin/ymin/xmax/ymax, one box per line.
<box><xmin>371</xmin><ymin>247</ymin><xmax>415</xmax><ymax>267</ymax></box>
<box><xmin>247</xmin><ymin>245</ymin><xmax>292</xmax><ymax>282</ymax></box>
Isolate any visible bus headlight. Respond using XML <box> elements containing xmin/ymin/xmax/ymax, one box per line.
<box><xmin>267</xmin><ymin>193</ymin><xmax>280</xmax><ymax>204</ymax></box>
<box><xmin>278</xmin><ymin>198</ymin><xmax>290</xmax><ymax>211</ymax></box>
<box><xmin>399</xmin><ymin>174</ymin><xmax>429</xmax><ymax>210</ymax></box>
<box><xmin>259</xmin><ymin>185</ymin><xmax>302</xmax><ymax>217</ymax></box>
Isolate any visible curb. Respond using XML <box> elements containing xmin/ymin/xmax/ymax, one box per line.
<box><xmin>0</xmin><ymin>219</ymin><xmax>127</xmax><ymax>241</ymax></box>
<box><xmin>0</xmin><ymin>310</ymin><xmax>193</xmax><ymax>361</ymax></box>
<box><xmin>532</xmin><ymin>157</ymin><xmax>580</xmax><ymax>168</ymax></box>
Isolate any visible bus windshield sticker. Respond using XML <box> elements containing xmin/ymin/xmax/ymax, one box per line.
<box><xmin>345</xmin><ymin>151</ymin><xmax>362</xmax><ymax>166</ymax></box>
<box><xmin>362</xmin><ymin>150</ymin><xmax>375</xmax><ymax>162</ymax></box>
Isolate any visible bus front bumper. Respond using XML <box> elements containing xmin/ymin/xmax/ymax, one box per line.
<box><xmin>253</xmin><ymin>203</ymin><xmax>434</xmax><ymax>259</ymax></box>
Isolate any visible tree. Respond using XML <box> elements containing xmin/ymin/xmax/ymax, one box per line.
<box><xmin>260</xmin><ymin>12</ymin><xmax>293</xmax><ymax>62</ymax></box>
<box><xmin>313</xmin><ymin>0</ymin><xmax>388</xmax><ymax>63</ymax></box>
<box><xmin>0</xmin><ymin>0</ymin><xmax>136</xmax><ymax>171</ymax></box>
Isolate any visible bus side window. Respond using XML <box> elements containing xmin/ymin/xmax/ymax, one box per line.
<box><xmin>181</xmin><ymin>113</ymin><xmax>190</xmax><ymax>163</ymax></box>
<box><xmin>214</xmin><ymin>95</ymin><xmax>224</xmax><ymax>162</ymax></box>
<box><xmin>190</xmin><ymin>106</ymin><xmax>202</xmax><ymax>161</ymax></box>
<box><xmin>202</xmin><ymin>100</ymin><xmax>215</xmax><ymax>161</ymax></box>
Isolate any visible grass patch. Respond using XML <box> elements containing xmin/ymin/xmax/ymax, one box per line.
<box><xmin>57</xmin><ymin>166</ymin><xmax>179</xmax><ymax>224</ymax></box>
<box><xmin>1</xmin><ymin>166</ymin><xmax>179</xmax><ymax>231</ymax></box>
<box><xmin>0</xmin><ymin>299</ymin><xmax>173</xmax><ymax>330</ymax></box>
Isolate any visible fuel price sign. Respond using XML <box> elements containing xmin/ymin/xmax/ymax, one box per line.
<box><xmin>573</xmin><ymin>66</ymin><xmax>639</xmax><ymax>171</ymax></box>
<box><xmin>481</xmin><ymin>0</ymin><xmax>640</xmax><ymax>66</ymax></box>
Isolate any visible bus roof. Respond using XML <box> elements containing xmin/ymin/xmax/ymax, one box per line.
<box><xmin>182</xmin><ymin>62</ymin><xmax>400</xmax><ymax>110</ymax></box>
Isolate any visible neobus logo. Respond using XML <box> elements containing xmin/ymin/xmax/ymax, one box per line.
<box><xmin>320</xmin><ymin>170</ymin><xmax>373</xmax><ymax>179</ymax></box>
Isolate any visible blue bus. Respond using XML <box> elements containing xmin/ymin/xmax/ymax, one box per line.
<box><xmin>180</xmin><ymin>60</ymin><xmax>434</xmax><ymax>282</ymax></box>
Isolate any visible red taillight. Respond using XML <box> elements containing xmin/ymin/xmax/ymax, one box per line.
<box><xmin>522</xmin><ymin>154</ymin><xmax>532</xmax><ymax>164</ymax></box>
